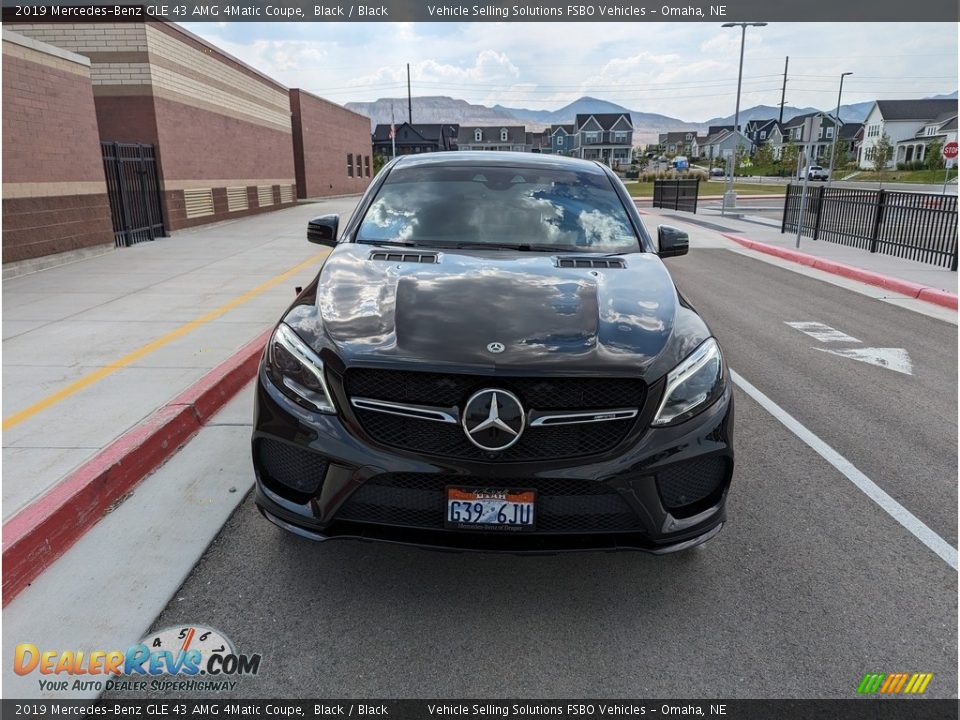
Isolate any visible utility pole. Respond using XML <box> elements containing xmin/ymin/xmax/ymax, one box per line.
<box><xmin>778</xmin><ymin>56</ymin><xmax>789</xmax><ymax>124</ymax></box>
<box><xmin>407</xmin><ymin>63</ymin><xmax>412</xmax><ymax>125</ymax></box>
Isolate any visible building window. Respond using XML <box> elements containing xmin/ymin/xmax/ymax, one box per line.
<box><xmin>500</xmin><ymin>129</ymin><xmax>509</xmax><ymax>142</ymax></box>
<box><xmin>614</xmin><ymin>132</ymin><xmax>627</xmax><ymax>143</ymax></box>
<box><xmin>365</xmin><ymin>155</ymin><xmax>371</xmax><ymax>177</ymax></box>
<box><xmin>826</xmin><ymin>127</ymin><xmax>834</xmax><ymax>139</ymax></box>
<box><xmin>586</xmin><ymin>131</ymin><xmax>599</xmax><ymax>143</ymax></box>
<box><xmin>347</xmin><ymin>153</ymin><xmax>353</xmax><ymax>177</ymax></box>
<box><xmin>474</xmin><ymin>129</ymin><xmax>482</xmax><ymax>142</ymax></box>
<box><xmin>557</xmin><ymin>136</ymin><xmax>564</xmax><ymax>146</ymax></box>
<box><xmin>760</xmin><ymin>131</ymin><xmax>767</xmax><ymax>140</ymax></box>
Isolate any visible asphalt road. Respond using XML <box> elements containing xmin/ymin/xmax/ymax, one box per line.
<box><xmin>123</xmin><ymin>244</ymin><xmax>958</xmax><ymax>699</ymax></box>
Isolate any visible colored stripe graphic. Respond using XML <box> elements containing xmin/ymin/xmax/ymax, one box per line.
<box><xmin>857</xmin><ymin>672</ymin><xmax>933</xmax><ymax>694</ymax></box>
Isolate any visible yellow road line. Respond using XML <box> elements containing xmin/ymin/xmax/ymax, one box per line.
<box><xmin>2</xmin><ymin>252</ymin><xmax>327</xmax><ymax>431</ymax></box>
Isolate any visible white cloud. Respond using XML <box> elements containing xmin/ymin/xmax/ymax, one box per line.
<box><xmin>185</xmin><ymin>22</ymin><xmax>958</xmax><ymax>122</ymax></box>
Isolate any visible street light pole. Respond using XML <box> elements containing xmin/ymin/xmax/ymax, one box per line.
<box><xmin>826</xmin><ymin>72</ymin><xmax>852</xmax><ymax>188</ymax></box>
<box><xmin>721</xmin><ymin>21</ymin><xmax>767</xmax><ymax>214</ymax></box>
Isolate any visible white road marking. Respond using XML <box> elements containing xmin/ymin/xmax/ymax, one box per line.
<box><xmin>813</xmin><ymin>347</ymin><xmax>914</xmax><ymax>376</ymax></box>
<box><xmin>785</xmin><ymin>321</ymin><xmax>862</xmax><ymax>343</ymax></box>
<box><xmin>730</xmin><ymin>369</ymin><xmax>957</xmax><ymax>571</ymax></box>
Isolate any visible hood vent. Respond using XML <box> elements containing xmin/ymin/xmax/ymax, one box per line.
<box><xmin>369</xmin><ymin>251</ymin><xmax>438</xmax><ymax>264</ymax></box>
<box><xmin>556</xmin><ymin>257</ymin><xmax>626</xmax><ymax>269</ymax></box>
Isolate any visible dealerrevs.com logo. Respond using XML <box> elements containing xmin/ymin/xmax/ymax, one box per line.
<box><xmin>14</xmin><ymin>625</ymin><xmax>261</xmax><ymax>693</ymax></box>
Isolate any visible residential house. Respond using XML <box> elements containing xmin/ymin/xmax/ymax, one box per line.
<box><xmin>858</xmin><ymin>99</ymin><xmax>958</xmax><ymax>168</ymax></box>
<box><xmin>707</xmin><ymin>125</ymin><xmax>735</xmax><ymax>137</ymax></box>
<box><xmin>689</xmin><ymin>135</ymin><xmax>709</xmax><ymax>159</ymax></box>
<box><xmin>549</xmin><ymin>124</ymin><xmax>576</xmax><ymax>156</ymax></box>
<box><xmin>744</xmin><ymin>119</ymin><xmax>780</xmax><ymax>149</ymax></box>
<box><xmin>658</xmin><ymin>130</ymin><xmax>696</xmax><ymax>156</ymax></box>
<box><xmin>766</xmin><ymin>123</ymin><xmax>787</xmax><ymax>159</ymax></box>
<box><xmin>895</xmin><ymin>113</ymin><xmax>957</xmax><ymax>166</ymax></box>
<box><xmin>573</xmin><ymin>113</ymin><xmax>634</xmax><ymax>165</ymax></box>
<box><xmin>837</xmin><ymin>123</ymin><xmax>863</xmax><ymax>165</ymax></box>
<box><xmin>526</xmin><ymin>129</ymin><xmax>552</xmax><ymax>154</ymax></box>
<box><xmin>700</xmin><ymin>130</ymin><xmax>755</xmax><ymax>163</ymax></box>
<box><xmin>780</xmin><ymin>112</ymin><xmax>839</xmax><ymax>165</ymax></box>
<box><xmin>372</xmin><ymin>122</ymin><xmax>459</xmax><ymax>156</ymax></box>
<box><xmin>457</xmin><ymin>125</ymin><xmax>529</xmax><ymax>152</ymax></box>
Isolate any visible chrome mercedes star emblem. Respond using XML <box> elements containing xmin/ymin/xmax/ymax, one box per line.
<box><xmin>486</xmin><ymin>342</ymin><xmax>505</xmax><ymax>354</ymax></box>
<box><xmin>462</xmin><ymin>389</ymin><xmax>525</xmax><ymax>452</ymax></box>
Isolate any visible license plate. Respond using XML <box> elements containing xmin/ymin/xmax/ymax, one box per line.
<box><xmin>445</xmin><ymin>487</ymin><xmax>536</xmax><ymax>532</ymax></box>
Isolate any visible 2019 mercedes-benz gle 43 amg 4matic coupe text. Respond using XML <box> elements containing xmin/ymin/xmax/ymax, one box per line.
<box><xmin>252</xmin><ymin>152</ymin><xmax>734</xmax><ymax>554</ymax></box>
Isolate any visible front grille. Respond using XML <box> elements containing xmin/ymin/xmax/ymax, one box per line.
<box><xmin>257</xmin><ymin>439</ymin><xmax>329</xmax><ymax>497</ymax></box>
<box><xmin>345</xmin><ymin>369</ymin><xmax>644</xmax><ymax>461</ymax></box>
<box><xmin>656</xmin><ymin>457</ymin><xmax>728</xmax><ymax>511</ymax></box>
<box><xmin>334</xmin><ymin>474</ymin><xmax>643</xmax><ymax>533</ymax></box>
<box><xmin>345</xmin><ymin>369</ymin><xmax>646</xmax><ymax>409</ymax></box>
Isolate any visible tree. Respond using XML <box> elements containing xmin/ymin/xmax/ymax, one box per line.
<box><xmin>926</xmin><ymin>139</ymin><xmax>945</xmax><ymax>171</ymax></box>
<box><xmin>872</xmin><ymin>133</ymin><xmax>893</xmax><ymax>180</ymax></box>
<box><xmin>781</xmin><ymin>140</ymin><xmax>799</xmax><ymax>173</ymax></box>
<box><xmin>753</xmin><ymin>143</ymin><xmax>775</xmax><ymax>170</ymax></box>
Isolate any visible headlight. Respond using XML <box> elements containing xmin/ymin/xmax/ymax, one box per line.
<box><xmin>651</xmin><ymin>338</ymin><xmax>724</xmax><ymax>426</ymax></box>
<box><xmin>265</xmin><ymin>324</ymin><xmax>336</xmax><ymax>413</ymax></box>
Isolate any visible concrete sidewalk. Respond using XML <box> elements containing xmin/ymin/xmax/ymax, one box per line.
<box><xmin>648</xmin><ymin>206</ymin><xmax>957</xmax><ymax>295</ymax></box>
<box><xmin>2</xmin><ymin>197</ymin><xmax>359</xmax><ymax>522</ymax></box>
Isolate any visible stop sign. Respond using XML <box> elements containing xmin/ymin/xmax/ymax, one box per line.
<box><xmin>943</xmin><ymin>141</ymin><xmax>959</xmax><ymax>160</ymax></box>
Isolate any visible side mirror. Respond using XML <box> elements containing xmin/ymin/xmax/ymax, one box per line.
<box><xmin>657</xmin><ymin>225</ymin><xmax>689</xmax><ymax>258</ymax></box>
<box><xmin>307</xmin><ymin>214</ymin><xmax>339</xmax><ymax>247</ymax></box>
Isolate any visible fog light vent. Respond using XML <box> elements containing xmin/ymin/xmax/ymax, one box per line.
<box><xmin>656</xmin><ymin>457</ymin><xmax>728</xmax><ymax>510</ymax></box>
<box><xmin>258</xmin><ymin>439</ymin><xmax>328</xmax><ymax>497</ymax></box>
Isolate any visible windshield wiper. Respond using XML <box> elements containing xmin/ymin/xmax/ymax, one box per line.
<box><xmin>356</xmin><ymin>239</ymin><xmax>420</xmax><ymax>247</ymax></box>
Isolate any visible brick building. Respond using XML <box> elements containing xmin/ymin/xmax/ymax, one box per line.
<box><xmin>290</xmin><ymin>89</ymin><xmax>373</xmax><ymax>199</ymax></box>
<box><xmin>1</xmin><ymin>31</ymin><xmax>115</xmax><ymax>267</ymax></box>
<box><xmin>10</xmin><ymin>22</ymin><xmax>300</xmax><ymax>232</ymax></box>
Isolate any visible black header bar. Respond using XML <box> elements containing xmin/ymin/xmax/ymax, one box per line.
<box><xmin>1</xmin><ymin>0</ymin><xmax>958</xmax><ymax>22</ymax></box>
<box><xmin>1</xmin><ymin>700</ymin><xmax>958</xmax><ymax>720</ymax></box>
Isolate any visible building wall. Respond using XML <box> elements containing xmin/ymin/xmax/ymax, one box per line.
<box><xmin>1</xmin><ymin>31</ymin><xmax>114</xmax><ymax>264</ymax></box>
<box><xmin>289</xmin><ymin>89</ymin><xmax>372</xmax><ymax>199</ymax></box>
<box><xmin>11</xmin><ymin>22</ymin><xmax>298</xmax><ymax>231</ymax></box>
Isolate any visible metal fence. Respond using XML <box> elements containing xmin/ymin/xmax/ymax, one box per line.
<box><xmin>653</xmin><ymin>178</ymin><xmax>700</xmax><ymax>213</ymax></box>
<box><xmin>101</xmin><ymin>142</ymin><xmax>166</xmax><ymax>247</ymax></box>
<box><xmin>782</xmin><ymin>184</ymin><xmax>957</xmax><ymax>270</ymax></box>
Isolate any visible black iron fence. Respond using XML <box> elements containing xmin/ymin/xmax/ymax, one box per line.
<box><xmin>101</xmin><ymin>142</ymin><xmax>166</xmax><ymax>247</ymax></box>
<box><xmin>782</xmin><ymin>184</ymin><xmax>957</xmax><ymax>270</ymax></box>
<box><xmin>653</xmin><ymin>178</ymin><xmax>700</xmax><ymax>213</ymax></box>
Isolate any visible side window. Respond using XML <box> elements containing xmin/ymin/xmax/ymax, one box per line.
<box><xmin>347</xmin><ymin>154</ymin><xmax>353</xmax><ymax>177</ymax></box>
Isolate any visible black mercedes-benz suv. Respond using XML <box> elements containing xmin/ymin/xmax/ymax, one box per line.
<box><xmin>252</xmin><ymin>152</ymin><xmax>734</xmax><ymax>554</ymax></box>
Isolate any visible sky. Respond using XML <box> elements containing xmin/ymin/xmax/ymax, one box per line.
<box><xmin>184</xmin><ymin>22</ymin><xmax>959</xmax><ymax>122</ymax></box>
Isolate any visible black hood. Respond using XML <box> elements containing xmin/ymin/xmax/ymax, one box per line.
<box><xmin>283</xmin><ymin>244</ymin><xmax>710</xmax><ymax>379</ymax></box>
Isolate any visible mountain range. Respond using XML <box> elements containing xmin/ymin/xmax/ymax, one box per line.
<box><xmin>345</xmin><ymin>92</ymin><xmax>958</xmax><ymax>145</ymax></box>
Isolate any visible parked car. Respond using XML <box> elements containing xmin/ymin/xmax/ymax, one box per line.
<box><xmin>710</xmin><ymin>167</ymin><xmax>725</xmax><ymax>177</ymax></box>
<box><xmin>253</xmin><ymin>152</ymin><xmax>734</xmax><ymax>555</ymax></box>
<box><xmin>800</xmin><ymin>165</ymin><xmax>829</xmax><ymax>181</ymax></box>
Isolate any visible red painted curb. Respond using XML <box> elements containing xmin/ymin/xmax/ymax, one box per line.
<box><xmin>1</xmin><ymin>328</ymin><xmax>272</xmax><ymax>606</ymax></box>
<box><xmin>722</xmin><ymin>233</ymin><xmax>958</xmax><ymax>311</ymax></box>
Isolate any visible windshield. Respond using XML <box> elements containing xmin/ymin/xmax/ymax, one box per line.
<box><xmin>355</xmin><ymin>164</ymin><xmax>640</xmax><ymax>252</ymax></box>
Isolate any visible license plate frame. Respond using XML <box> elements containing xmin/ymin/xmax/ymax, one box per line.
<box><xmin>444</xmin><ymin>487</ymin><xmax>537</xmax><ymax>532</ymax></box>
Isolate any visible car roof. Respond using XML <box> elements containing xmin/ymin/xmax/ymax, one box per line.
<box><xmin>391</xmin><ymin>151</ymin><xmax>608</xmax><ymax>175</ymax></box>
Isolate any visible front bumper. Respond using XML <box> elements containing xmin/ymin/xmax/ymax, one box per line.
<box><xmin>252</xmin><ymin>368</ymin><xmax>734</xmax><ymax>555</ymax></box>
